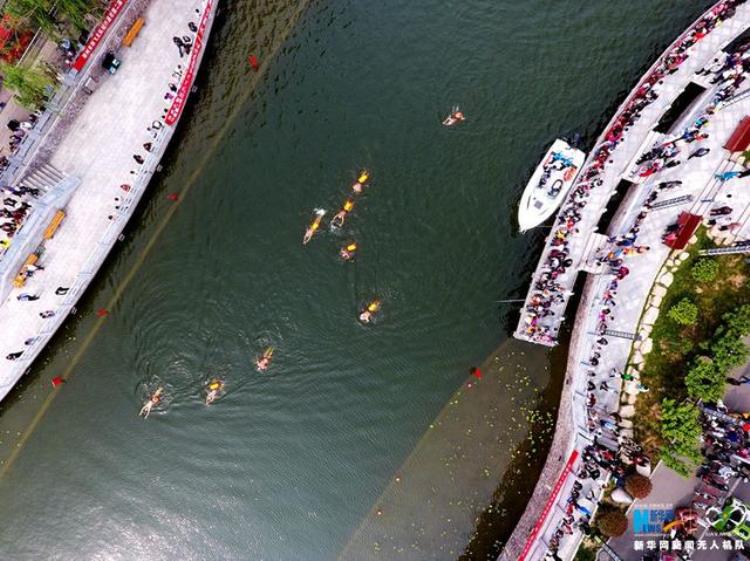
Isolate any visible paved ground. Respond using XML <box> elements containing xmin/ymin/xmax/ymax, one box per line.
<box><xmin>514</xmin><ymin>4</ymin><xmax>750</xmax><ymax>347</ymax></box>
<box><xmin>0</xmin><ymin>0</ymin><xmax>216</xmax><ymax>397</ymax></box>
<box><xmin>605</xmin><ymin>358</ymin><xmax>750</xmax><ymax>561</ymax></box>
<box><xmin>502</xmin><ymin>2</ymin><xmax>750</xmax><ymax>560</ymax></box>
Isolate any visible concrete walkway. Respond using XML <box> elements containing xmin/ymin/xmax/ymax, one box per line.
<box><xmin>605</xmin><ymin>357</ymin><xmax>750</xmax><ymax>561</ymax></box>
<box><xmin>0</xmin><ymin>0</ymin><xmax>217</xmax><ymax>399</ymax></box>
<box><xmin>502</xmin><ymin>2</ymin><xmax>750</xmax><ymax>559</ymax></box>
<box><xmin>514</xmin><ymin>2</ymin><xmax>750</xmax><ymax>348</ymax></box>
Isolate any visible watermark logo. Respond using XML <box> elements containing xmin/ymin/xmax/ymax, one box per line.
<box><xmin>633</xmin><ymin>507</ymin><xmax>674</xmax><ymax>534</ymax></box>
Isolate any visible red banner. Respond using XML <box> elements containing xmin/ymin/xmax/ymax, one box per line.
<box><xmin>518</xmin><ymin>449</ymin><xmax>580</xmax><ymax>561</ymax></box>
<box><xmin>72</xmin><ymin>0</ymin><xmax>129</xmax><ymax>72</ymax></box>
<box><xmin>164</xmin><ymin>1</ymin><xmax>212</xmax><ymax>126</ymax></box>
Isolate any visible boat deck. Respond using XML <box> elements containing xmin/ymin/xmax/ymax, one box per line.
<box><xmin>517</xmin><ymin>139</ymin><xmax>585</xmax><ymax>233</ymax></box>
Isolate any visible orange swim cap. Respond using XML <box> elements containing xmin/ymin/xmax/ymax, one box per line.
<box><xmin>344</xmin><ymin>200</ymin><xmax>354</xmax><ymax>212</ymax></box>
<box><xmin>346</xmin><ymin>243</ymin><xmax>357</xmax><ymax>252</ymax></box>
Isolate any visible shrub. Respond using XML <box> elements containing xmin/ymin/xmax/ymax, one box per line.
<box><xmin>660</xmin><ymin>399</ymin><xmax>702</xmax><ymax>477</ymax></box>
<box><xmin>685</xmin><ymin>357</ymin><xmax>724</xmax><ymax>403</ymax></box>
<box><xmin>624</xmin><ymin>473</ymin><xmax>653</xmax><ymax>499</ymax></box>
<box><xmin>713</xmin><ymin>334</ymin><xmax>749</xmax><ymax>371</ymax></box>
<box><xmin>574</xmin><ymin>545</ymin><xmax>596</xmax><ymax>561</ymax></box>
<box><xmin>725</xmin><ymin>304</ymin><xmax>750</xmax><ymax>335</ymax></box>
<box><xmin>677</xmin><ymin>338</ymin><xmax>694</xmax><ymax>354</ymax></box>
<box><xmin>597</xmin><ymin>510</ymin><xmax>628</xmax><ymax>537</ymax></box>
<box><xmin>668</xmin><ymin>298</ymin><xmax>699</xmax><ymax>326</ymax></box>
<box><xmin>691</xmin><ymin>259</ymin><xmax>719</xmax><ymax>283</ymax></box>
<box><xmin>0</xmin><ymin>61</ymin><xmax>56</xmax><ymax>110</ymax></box>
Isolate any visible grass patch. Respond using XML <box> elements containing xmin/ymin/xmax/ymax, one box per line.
<box><xmin>634</xmin><ymin>229</ymin><xmax>750</xmax><ymax>459</ymax></box>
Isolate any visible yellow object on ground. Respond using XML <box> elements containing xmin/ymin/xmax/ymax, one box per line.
<box><xmin>43</xmin><ymin>210</ymin><xmax>65</xmax><ymax>240</ymax></box>
<box><xmin>122</xmin><ymin>17</ymin><xmax>145</xmax><ymax>47</ymax></box>
<box><xmin>13</xmin><ymin>254</ymin><xmax>38</xmax><ymax>287</ymax></box>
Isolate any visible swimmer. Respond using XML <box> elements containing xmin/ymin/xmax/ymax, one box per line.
<box><xmin>442</xmin><ymin>106</ymin><xmax>465</xmax><ymax>127</ymax></box>
<box><xmin>352</xmin><ymin>170</ymin><xmax>370</xmax><ymax>194</ymax></box>
<box><xmin>139</xmin><ymin>386</ymin><xmax>163</xmax><ymax>419</ymax></box>
<box><xmin>340</xmin><ymin>242</ymin><xmax>358</xmax><ymax>261</ymax></box>
<box><xmin>359</xmin><ymin>299</ymin><xmax>381</xmax><ymax>323</ymax></box>
<box><xmin>256</xmin><ymin>347</ymin><xmax>274</xmax><ymax>372</ymax></box>
<box><xmin>303</xmin><ymin>209</ymin><xmax>326</xmax><ymax>245</ymax></box>
<box><xmin>205</xmin><ymin>378</ymin><xmax>224</xmax><ymax>405</ymax></box>
<box><xmin>331</xmin><ymin>199</ymin><xmax>354</xmax><ymax>229</ymax></box>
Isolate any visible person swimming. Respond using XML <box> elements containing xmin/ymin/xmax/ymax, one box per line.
<box><xmin>352</xmin><ymin>170</ymin><xmax>370</xmax><ymax>194</ymax></box>
<box><xmin>331</xmin><ymin>199</ymin><xmax>354</xmax><ymax>229</ymax></box>
<box><xmin>205</xmin><ymin>378</ymin><xmax>224</xmax><ymax>405</ymax></box>
<box><xmin>139</xmin><ymin>386</ymin><xmax>163</xmax><ymax>419</ymax></box>
<box><xmin>303</xmin><ymin>209</ymin><xmax>326</xmax><ymax>245</ymax></box>
<box><xmin>340</xmin><ymin>242</ymin><xmax>358</xmax><ymax>261</ymax></box>
<box><xmin>359</xmin><ymin>299</ymin><xmax>381</xmax><ymax>323</ymax></box>
<box><xmin>256</xmin><ymin>347</ymin><xmax>274</xmax><ymax>372</ymax></box>
<box><xmin>442</xmin><ymin>106</ymin><xmax>465</xmax><ymax>127</ymax></box>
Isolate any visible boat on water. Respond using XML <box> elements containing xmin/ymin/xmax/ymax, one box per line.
<box><xmin>517</xmin><ymin>139</ymin><xmax>585</xmax><ymax>232</ymax></box>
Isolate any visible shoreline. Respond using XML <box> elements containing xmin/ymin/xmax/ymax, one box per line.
<box><xmin>501</xmin><ymin>1</ymin><xmax>750</xmax><ymax>559</ymax></box>
<box><xmin>0</xmin><ymin>0</ymin><xmax>218</xmax><ymax>402</ymax></box>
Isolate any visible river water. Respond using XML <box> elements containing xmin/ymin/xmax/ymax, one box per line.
<box><xmin>0</xmin><ymin>1</ymin><xmax>714</xmax><ymax>560</ymax></box>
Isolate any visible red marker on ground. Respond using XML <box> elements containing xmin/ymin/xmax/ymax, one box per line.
<box><xmin>51</xmin><ymin>376</ymin><xmax>65</xmax><ymax>387</ymax></box>
<box><xmin>167</xmin><ymin>193</ymin><xmax>180</xmax><ymax>201</ymax></box>
<box><xmin>248</xmin><ymin>54</ymin><xmax>259</xmax><ymax>71</ymax></box>
<box><xmin>96</xmin><ymin>308</ymin><xmax>109</xmax><ymax>317</ymax></box>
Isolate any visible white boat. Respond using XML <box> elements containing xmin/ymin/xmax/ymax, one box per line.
<box><xmin>517</xmin><ymin>139</ymin><xmax>585</xmax><ymax>232</ymax></box>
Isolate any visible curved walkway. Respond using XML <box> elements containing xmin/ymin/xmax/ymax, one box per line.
<box><xmin>502</xmin><ymin>2</ymin><xmax>750</xmax><ymax>559</ymax></box>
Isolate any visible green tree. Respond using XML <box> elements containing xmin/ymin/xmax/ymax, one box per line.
<box><xmin>0</xmin><ymin>61</ymin><xmax>55</xmax><ymax>109</ymax></box>
<box><xmin>691</xmin><ymin>259</ymin><xmax>719</xmax><ymax>283</ymax></box>
<box><xmin>660</xmin><ymin>399</ymin><xmax>702</xmax><ymax>477</ymax></box>
<box><xmin>723</xmin><ymin>304</ymin><xmax>750</xmax><ymax>336</ymax></box>
<box><xmin>57</xmin><ymin>0</ymin><xmax>102</xmax><ymax>30</ymax></box>
<box><xmin>5</xmin><ymin>0</ymin><xmax>101</xmax><ymax>35</ymax></box>
<box><xmin>685</xmin><ymin>357</ymin><xmax>724</xmax><ymax>403</ymax></box>
<box><xmin>712</xmin><ymin>334</ymin><xmax>749</xmax><ymax>371</ymax></box>
<box><xmin>5</xmin><ymin>0</ymin><xmax>56</xmax><ymax>35</ymax></box>
<box><xmin>668</xmin><ymin>298</ymin><xmax>699</xmax><ymax>326</ymax></box>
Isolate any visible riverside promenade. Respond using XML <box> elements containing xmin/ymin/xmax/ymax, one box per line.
<box><xmin>502</xmin><ymin>2</ymin><xmax>750</xmax><ymax>560</ymax></box>
<box><xmin>513</xmin><ymin>1</ymin><xmax>750</xmax><ymax>348</ymax></box>
<box><xmin>0</xmin><ymin>0</ymin><xmax>218</xmax><ymax>401</ymax></box>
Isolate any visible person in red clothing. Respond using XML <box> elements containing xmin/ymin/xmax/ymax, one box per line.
<box><xmin>470</xmin><ymin>367</ymin><xmax>482</xmax><ymax>379</ymax></box>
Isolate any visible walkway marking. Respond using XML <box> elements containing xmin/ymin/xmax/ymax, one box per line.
<box><xmin>0</xmin><ymin>0</ymin><xmax>312</xmax><ymax>478</ymax></box>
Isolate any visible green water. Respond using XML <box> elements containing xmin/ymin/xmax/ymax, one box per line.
<box><xmin>0</xmin><ymin>1</ymin><xmax>714</xmax><ymax>560</ymax></box>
